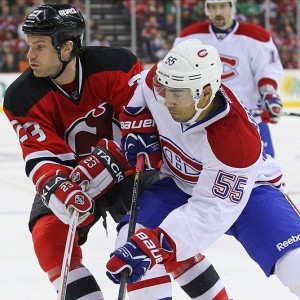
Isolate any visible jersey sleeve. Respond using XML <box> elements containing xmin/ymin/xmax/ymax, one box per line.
<box><xmin>4</xmin><ymin>106</ymin><xmax>75</xmax><ymax>193</ymax></box>
<box><xmin>238</xmin><ymin>23</ymin><xmax>283</xmax><ymax>91</ymax></box>
<box><xmin>96</xmin><ymin>52</ymin><xmax>143</xmax><ymax>121</ymax></box>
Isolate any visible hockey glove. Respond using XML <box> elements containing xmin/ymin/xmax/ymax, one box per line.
<box><xmin>41</xmin><ymin>174</ymin><xmax>94</xmax><ymax>226</ymax></box>
<box><xmin>106</xmin><ymin>228</ymin><xmax>174</xmax><ymax>283</ymax></box>
<box><xmin>70</xmin><ymin>139</ymin><xmax>134</xmax><ymax>199</ymax></box>
<box><xmin>120</xmin><ymin>106</ymin><xmax>161</xmax><ymax>170</ymax></box>
<box><xmin>258</xmin><ymin>92</ymin><xmax>282</xmax><ymax>124</ymax></box>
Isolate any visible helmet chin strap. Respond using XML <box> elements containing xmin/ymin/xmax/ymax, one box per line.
<box><xmin>50</xmin><ymin>48</ymin><xmax>76</xmax><ymax>80</ymax></box>
<box><xmin>184</xmin><ymin>96</ymin><xmax>214</xmax><ymax>126</ymax></box>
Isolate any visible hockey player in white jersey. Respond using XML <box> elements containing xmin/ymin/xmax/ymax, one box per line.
<box><xmin>173</xmin><ymin>0</ymin><xmax>283</xmax><ymax>158</ymax></box>
<box><xmin>106</xmin><ymin>39</ymin><xmax>300</xmax><ymax>298</ymax></box>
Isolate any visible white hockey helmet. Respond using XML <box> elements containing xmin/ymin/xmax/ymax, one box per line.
<box><xmin>154</xmin><ymin>39</ymin><xmax>222</xmax><ymax>124</ymax></box>
<box><xmin>155</xmin><ymin>39</ymin><xmax>222</xmax><ymax>102</ymax></box>
<box><xmin>204</xmin><ymin>0</ymin><xmax>236</xmax><ymax>19</ymax></box>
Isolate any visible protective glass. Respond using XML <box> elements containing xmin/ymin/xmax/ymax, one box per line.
<box><xmin>153</xmin><ymin>75</ymin><xmax>195</xmax><ymax>107</ymax></box>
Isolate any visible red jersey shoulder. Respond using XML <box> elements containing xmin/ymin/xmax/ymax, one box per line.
<box><xmin>145</xmin><ymin>64</ymin><xmax>157</xmax><ymax>90</ymax></box>
<box><xmin>4</xmin><ymin>69</ymin><xmax>53</xmax><ymax>117</ymax></box>
<box><xmin>206</xmin><ymin>86</ymin><xmax>261</xmax><ymax>168</ymax></box>
<box><xmin>180</xmin><ymin>21</ymin><xmax>210</xmax><ymax>37</ymax></box>
<box><xmin>235</xmin><ymin>22</ymin><xmax>271</xmax><ymax>42</ymax></box>
<box><xmin>81</xmin><ymin>46</ymin><xmax>141</xmax><ymax>77</ymax></box>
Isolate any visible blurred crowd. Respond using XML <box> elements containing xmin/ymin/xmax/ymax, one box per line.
<box><xmin>0</xmin><ymin>0</ymin><xmax>298</xmax><ymax>73</ymax></box>
<box><xmin>123</xmin><ymin>0</ymin><xmax>298</xmax><ymax>68</ymax></box>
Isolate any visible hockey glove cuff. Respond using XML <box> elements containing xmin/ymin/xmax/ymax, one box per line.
<box><xmin>106</xmin><ymin>228</ymin><xmax>175</xmax><ymax>283</ymax></box>
<box><xmin>70</xmin><ymin>138</ymin><xmax>134</xmax><ymax>199</ymax></box>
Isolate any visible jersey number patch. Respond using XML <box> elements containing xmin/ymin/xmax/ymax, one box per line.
<box><xmin>212</xmin><ymin>170</ymin><xmax>248</xmax><ymax>204</ymax></box>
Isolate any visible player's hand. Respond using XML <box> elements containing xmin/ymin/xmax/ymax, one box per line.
<box><xmin>106</xmin><ymin>228</ymin><xmax>174</xmax><ymax>283</ymax></box>
<box><xmin>70</xmin><ymin>139</ymin><xmax>133</xmax><ymax>199</ymax></box>
<box><xmin>106</xmin><ymin>240</ymin><xmax>152</xmax><ymax>284</ymax></box>
<box><xmin>258</xmin><ymin>93</ymin><xmax>282</xmax><ymax>124</ymax></box>
<box><xmin>122</xmin><ymin>133</ymin><xmax>161</xmax><ymax>170</ymax></box>
<box><xmin>120</xmin><ymin>107</ymin><xmax>161</xmax><ymax>170</ymax></box>
<box><xmin>41</xmin><ymin>174</ymin><xmax>94</xmax><ymax>226</ymax></box>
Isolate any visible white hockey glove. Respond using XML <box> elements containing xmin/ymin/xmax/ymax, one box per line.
<box><xmin>41</xmin><ymin>174</ymin><xmax>94</xmax><ymax>226</ymax></box>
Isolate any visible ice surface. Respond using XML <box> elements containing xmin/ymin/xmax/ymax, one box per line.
<box><xmin>1</xmin><ymin>110</ymin><xmax>300</xmax><ymax>300</ymax></box>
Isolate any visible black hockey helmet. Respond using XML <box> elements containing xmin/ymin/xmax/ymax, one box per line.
<box><xmin>22</xmin><ymin>4</ymin><xmax>85</xmax><ymax>51</ymax></box>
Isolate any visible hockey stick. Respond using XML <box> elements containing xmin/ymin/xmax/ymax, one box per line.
<box><xmin>280</xmin><ymin>111</ymin><xmax>300</xmax><ymax>117</ymax></box>
<box><xmin>57</xmin><ymin>209</ymin><xmax>80</xmax><ymax>300</ymax></box>
<box><xmin>250</xmin><ymin>109</ymin><xmax>300</xmax><ymax>118</ymax></box>
<box><xmin>117</xmin><ymin>154</ymin><xmax>145</xmax><ymax>300</ymax></box>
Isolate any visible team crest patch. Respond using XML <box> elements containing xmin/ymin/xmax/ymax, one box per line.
<box><xmin>160</xmin><ymin>136</ymin><xmax>203</xmax><ymax>184</ymax></box>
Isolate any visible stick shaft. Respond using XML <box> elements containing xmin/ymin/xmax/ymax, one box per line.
<box><xmin>117</xmin><ymin>154</ymin><xmax>145</xmax><ymax>300</ymax></box>
<box><xmin>250</xmin><ymin>109</ymin><xmax>300</xmax><ymax>117</ymax></box>
<box><xmin>57</xmin><ymin>210</ymin><xmax>79</xmax><ymax>300</ymax></box>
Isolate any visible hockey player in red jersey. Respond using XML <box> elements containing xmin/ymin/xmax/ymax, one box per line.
<box><xmin>3</xmin><ymin>3</ymin><xmax>145</xmax><ymax>299</ymax></box>
<box><xmin>106</xmin><ymin>39</ymin><xmax>300</xmax><ymax>298</ymax></box>
<box><xmin>173</xmin><ymin>0</ymin><xmax>283</xmax><ymax>158</ymax></box>
<box><xmin>3</xmin><ymin>3</ymin><xmax>230</xmax><ymax>300</ymax></box>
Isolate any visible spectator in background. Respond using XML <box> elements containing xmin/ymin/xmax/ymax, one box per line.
<box><xmin>11</xmin><ymin>0</ymin><xmax>28</xmax><ymax>20</ymax></box>
<box><xmin>0</xmin><ymin>45</ymin><xmax>19</xmax><ymax>72</ymax></box>
<box><xmin>237</xmin><ymin>0</ymin><xmax>261</xmax><ymax>19</ymax></box>
<box><xmin>148</xmin><ymin>29</ymin><xmax>172</xmax><ymax>61</ymax></box>
<box><xmin>141</xmin><ymin>14</ymin><xmax>160</xmax><ymax>61</ymax></box>
<box><xmin>162</xmin><ymin>13</ymin><xmax>176</xmax><ymax>39</ymax></box>
<box><xmin>90</xmin><ymin>29</ymin><xmax>110</xmax><ymax>47</ymax></box>
<box><xmin>18</xmin><ymin>42</ymin><xmax>29</xmax><ymax>72</ymax></box>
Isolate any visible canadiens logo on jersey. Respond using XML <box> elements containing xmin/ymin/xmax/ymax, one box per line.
<box><xmin>220</xmin><ymin>54</ymin><xmax>239</xmax><ymax>81</ymax></box>
<box><xmin>160</xmin><ymin>137</ymin><xmax>203</xmax><ymax>184</ymax></box>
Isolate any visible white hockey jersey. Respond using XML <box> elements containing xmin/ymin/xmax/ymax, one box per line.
<box><xmin>174</xmin><ymin>21</ymin><xmax>283</xmax><ymax>114</ymax></box>
<box><xmin>128</xmin><ymin>67</ymin><xmax>283</xmax><ymax>261</ymax></box>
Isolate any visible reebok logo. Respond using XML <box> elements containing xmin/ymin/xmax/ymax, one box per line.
<box><xmin>58</xmin><ymin>8</ymin><xmax>77</xmax><ymax>16</ymax></box>
<box><xmin>276</xmin><ymin>234</ymin><xmax>300</xmax><ymax>251</ymax></box>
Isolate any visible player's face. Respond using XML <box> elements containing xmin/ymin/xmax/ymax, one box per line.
<box><xmin>207</xmin><ymin>2</ymin><xmax>233</xmax><ymax>30</ymax></box>
<box><xmin>25</xmin><ymin>35</ymin><xmax>62</xmax><ymax>78</ymax></box>
<box><xmin>164</xmin><ymin>88</ymin><xmax>199</xmax><ymax>123</ymax></box>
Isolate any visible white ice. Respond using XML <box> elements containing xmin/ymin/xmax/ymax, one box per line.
<box><xmin>1</xmin><ymin>110</ymin><xmax>300</xmax><ymax>300</ymax></box>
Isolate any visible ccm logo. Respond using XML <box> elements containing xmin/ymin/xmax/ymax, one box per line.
<box><xmin>120</xmin><ymin>119</ymin><xmax>156</xmax><ymax>130</ymax></box>
<box><xmin>136</xmin><ymin>232</ymin><xmax>163</xmax><ymax>263</ymax></box>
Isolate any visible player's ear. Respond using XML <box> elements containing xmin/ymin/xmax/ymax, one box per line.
<box><xmin>62</xmin><ymin>40</ymin><xmax>74</xmax><ymax>58</ymax></box>
<box><xmin>202</xmin><ymin>85</ymin><xmax>213</xmax><ymax>106</ymax></box>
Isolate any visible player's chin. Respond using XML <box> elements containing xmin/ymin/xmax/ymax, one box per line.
<box><xmin>213</xmin><ymin>19</ymin><xmax>225</xmax><ymax>27</ymax></box>
<box><xmin>32</xmin><ymin>70</ymin><xmax>48</xmax><ymax>78</ymax></box>
<box><xmin>170</xmin><ymin>113</ymin><xmax>183</xmax><ymax>122</ymax></box>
